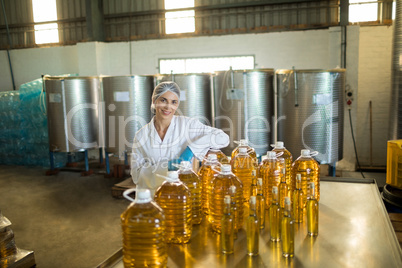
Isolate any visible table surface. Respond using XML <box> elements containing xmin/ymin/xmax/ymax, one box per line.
<box><xmin>98</xmin><ymin>179</ymin><xmax>402</xmax><ymax>268</ymax></box>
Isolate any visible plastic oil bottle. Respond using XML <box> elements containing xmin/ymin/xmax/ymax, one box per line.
<box><xmin>205</xmin><ymin>148</ymin><xmax>230</xmax><ymax>164</ymax></box>
<box><xmin>269</xmin><ymin>186</ymin><xmax>282</xmax><ymax>242</ymax></box>
<box><xmin>291</xmin><ymin>149</ymin><xmax>320</xmax><ymax>205</ymax></box>
<box><xmin>231</xmin><ymin>139</ymin><xmax>258</xmax><ymax>166</ymax></box>
<box><xmin>293</xmin><ymin>174</ymin><xmax>304</xmax><ymax>223</ymax></box>
<box><xmin>278</xmin><ymin>168</ymin><xmax>289</xmax><ymax>210</ymax></box>
<box><xmin>198</xmin><ymin>154</ymin><xmax>221</xmax><ymax>215</ymax></box>
<box><xmin>121</xmin><ymin>189</ymin><xmax>167</xmax><ymax>267</ymax></box>
<box><xmin>209</xmin><ymin>164</ymin><xmax>244</xmax><ymax>233</ymax></box>
<box><xmin>256</xmin><ymin>178</ymin><xmax>265</xmax><ymax>229</ymax></box>
<box><xmin>271</xmin><ymin>141</ymin><xmax>293</xmax><ymax>191</ymax></box>
<box><xmin>281</xmin><ymin>196</ymin><xmax>295</xmax><ymax>258</ymax></box>
<box><xmin>307</xmin><ymin>182</ymin><xmax>319</xmax><ymax>236</ymax></box>
<box><xmin>259</xmin><ymin>151</ymin><xmax>282</xmax><ymax>208</ymax></box>
<box><xmin>177</xmin><ymin>161</ymin><xmax>202</xmax><ymax>225</ymax></box>
<box><xmin>229</xmin><ymin>185</ymin><xmax>239</xmax><ymax>239</ymax></box>
<box><xmin>247</xmin><ymin>196</ymin><xmax>259</xmax><ymax>256</ymax></box>
<box><xmin>231</xmin><ymin>147</ymin><xmax>256</xmax><ymax>202</ymax></box>
<box><xmin>221</xmin><ymin>195</ymin><xmax>234</xmax><ymax>254</ymax></box>
<box><xmin>154</xmin><ymin>171</ymin><xmax>192</xmax><ymax>244</ymax></box>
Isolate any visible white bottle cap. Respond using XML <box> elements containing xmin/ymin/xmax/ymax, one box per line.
<box><xmin>284</xmin><ymin>196</ymin><xmax>291</xmax><ymax>205</ymax></box>
<box><xmin>282</xmin><ymin>168</ymin><xmax>286</xmax><ymax>174</ymax></box>
<box><xmin>266</xmin><ymin>151</ymin><xmax>276</xmax><ymax>159</ymax></box>
<box><xmin>224</xmin><ymin>195</ymin><xmax>231</xmax><ymax>204</ymax></box>
<box><xmin>275</xmin><ymin>141</ymin><xmax>284</xmax><ymax>149</ymax></box>
<box><xmin>301</xmin><ymin>149</ymin><xmax>311</xmax><ymax>157</ymax></box>
<box><xmin>181</xmin><ymin>161</ymin><xmax>192</xmax><ymax>169</ymax></box>
<box><xmin>239</xmin><ymin>139</ymin><xmax>248</xmax><ymax>145</ymax></box>
<box><xmin>208</xmin><ymin>154</ymin><xmax>218</xmax><ymax>161</ymax></box>
<box><xmin>310</xmin><ymin>182</ymin><xmax>315</xmax><ymax>189</ymax></box>
<box><xmin>257</xmin><ymin>178</ymin><xmax>263</xmax><ymax>185</ymax></box>
<box><xmin>221</xmin><ymin>164</ymin><xmax>231</xmax><ymax>172</ymax></box>
<box><xmin>296</xmin><ymin>174</ymin><xmax>301</xmax><ymax>182</ymax></box>
<box><xmin>166</xmin><ymin>171</ymin><xmax>179</xmax><ymax>182</ymax></box>
<box><xmin>136</xmin><ymin>189</ymin><xmax>152</xmax><ymax>203</ymax></box>
<box><xmin>239</xmin><ymin>147</ymin><xmax>247</xmax><ymax>154</ymax></box>
<box><xmin>272</xmin><ymin>186</ymin><xmax>278</xmax><ymax>194</ymax></box>
<box><xmin>250</xmin><ymin>195</ymin><xmax>256</xmax><ymax>205</ymax></box>
<box><xmin>229</xmin><ymin>185</ymin><xmax>236</xmax><ymax>193</ymax></box>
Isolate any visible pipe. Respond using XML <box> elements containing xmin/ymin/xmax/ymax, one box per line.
<box><xmin>293</xmin><ymin>66</ymin><xmax>299</xmax><ymax>107</ymax></box>
<box><xmin>369</xmin><ymin>101</ymin><xmax>373</xmax><ymax>167</ymax></box>
<box><xmin>1</xmin><ymin>0</ymin><xmax>16</xmax><ymax>91</ymax></box>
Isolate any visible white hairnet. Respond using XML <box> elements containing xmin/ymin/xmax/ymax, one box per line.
<box><xmin>151</xmin><ymin>81</ymin><xmax>181</xmax><ymax>114</ymax></box>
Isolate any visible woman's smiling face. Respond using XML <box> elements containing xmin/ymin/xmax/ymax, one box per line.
<box><xmin>154</xmin><ymin>91</ymin><xmax>179</xmax><ymax>120</ymax></box>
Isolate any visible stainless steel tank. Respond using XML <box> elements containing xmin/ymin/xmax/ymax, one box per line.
<box><xmin>156</xmin><ymin>73</ymin><xmax>213</xmax><ymax>125</ymax></box>
<box><xmin>276</xmin><ymin>69</ymin><xmax>346</xmax><ymax>164</ymax></box>
<box><xmin>213</xmin><ymin>69</ymin><xmax>275</xmax><ymax>156</ymax></box>
<box><xmin>102</xmin><ymin>75</ymin><xmax>154</xmax><ymax>156</ymax></box>
<box><xmin>44</xmin><ymin>76</ymin><xmax>100</xmax><ymax>152</ymax></box>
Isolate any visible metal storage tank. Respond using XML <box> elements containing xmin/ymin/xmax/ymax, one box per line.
<box><xmin>102</xmin><ymin>75</ymin><xmax>154</xmax><ymax>156</ymax></box>
<box><xmin>156</xmin><ymin>73</ymin><xmax>213</xmax><ymax>125</ymax></box>
<box><xmin>44</xmin><ymin>76</ymin><xmax>100</xmax><ymax>152</ymax></box>
<box><xmin>213</xmin><ymin>69</ymin><xmax>275</xmax><ymax>156</ymax></box>
<box><xmin>276</xmin><ymin>69</ymin><xmax>346</xmax><ymax>164</ymax></box>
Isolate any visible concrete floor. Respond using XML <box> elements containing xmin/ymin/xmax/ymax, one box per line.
<box><xmin>0</xmin><ymin>164</ymin><xmax>387</xmax><ymax>268</ymax></box>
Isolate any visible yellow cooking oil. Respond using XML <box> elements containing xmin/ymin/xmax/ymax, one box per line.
<box><xmin>121</xmin><ymin>189</ymin><xmax>167</xmax><ymax>267</ymax></box>
<box><xmin>256</xmin><ymin>178</ymin><xmax>266</xmax><ymax>229</ymax></box>
<box><xmin>291</xmin><ymin>149</ymin><xmax>320</xmax><ymax>205</ymax></box>
<box><xmin>258</xmin><ymin>151</ymin><xmax>282</xmax><ymax>208</ymax></box>
<box><xmin>279</xmin><ymin>168</ymin><xmax>289</xmax><ymax>210</ymax></box>
<box><xmin>247</xmin><ymin>196</ymin><xmax>259</xmax><ymax>256</ymax></box>
<box><xmin>231</xmin><ymin>147</ymin><xmax>256</xmax><ymax>202</ymax></box>
<box><xmin>221</xmin><ymin>195</ymin><xmax>234</xmax><ymax>254</ymax></box>
<box><xmin>272</xmin><ymin>141</ymin><xmax>293</xmax><ymax>191</ymax></box>
<box><xmin>209</xmin><ymin>164</ymin><xmax>244</xmax><ymax>233</ymax></box>
<box><xmin>205</xmin><ymin>148</ymin><xmax>230</xmax><ymax>164</ymax></box>
<box><xmin>229</xmin><ymin>185</ymin><xmax>239</xmax><ymax>239</ymax></box>
<box><xmin>269</xmin><ymin>186</ymin><xmax>282</xmax><ymax>242</ymax></box>
<box><xmin>293</xmin><ymin>174</ymin><xmax>304</xmax><ymax>223</ymax></box>
<box><xmin>307</xmin><ymin>182</ymin><xmax>319</xmax><ymax>236</ymax></box>
<box><xmin>198</xmin><ymin>154</ymin><xmax>221</xmax><ymax>215</ymax></box>
<box><xmin>154</xmin><ymin>171</ymin><xmax>192</xmax><ymax>244</ymax></box>
<box><xmin>177</xmin><ymin>161</ymin><xmax>202</xmax><ymax>225</ymax></box>
<box><xmin>231</xmin><ymin>139</ymin><xmax>258</xmax><ymax>167</ymax></box>
<box><xmin>281</xmin><ymin>196</ymin><xmax>295</xmax><ymax>258</ymax></box>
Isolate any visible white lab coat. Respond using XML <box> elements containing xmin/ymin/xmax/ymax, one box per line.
<box><xmin>130</xmin><ymin>115</ymin><xmax>229</xmax><ymax>195</ymax></box>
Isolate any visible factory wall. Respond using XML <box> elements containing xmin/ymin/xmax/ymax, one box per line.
<box><xmin>0</xmin><ymin>25</ymin><xmax>393</xmax><ymax>170</ymax></box>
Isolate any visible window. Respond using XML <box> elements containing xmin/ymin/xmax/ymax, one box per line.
<box><xmin>32</xmin><ymin>0</ymin><xmax>59</xmax><ymax>44</ymax></box>
<box><xmin>349</xmin><ymin>0</ymin><xmax>378</xmax><ymax>23</ymax></box>
<box><xmin>159</xmin><ymin>56</ymin><xmax>255</xmax><ymax>74</ymax></box>
<box><xmin>165</xmin><ymin>0</ymin><xmax>195</xmax><ymax>34</ymax></box>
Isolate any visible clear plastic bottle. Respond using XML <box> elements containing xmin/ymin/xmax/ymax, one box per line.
<box><xmin>209</xmin><ymin>164</ymin><xmax>244</xmax><ymax>233</ymax></box>
<box><xmin>229</xmin><ymin>185</ymin><xmax>239</xmax><ymax>239</ymax></box>
<box><xmin>154</xmin><ymin>171</ymin><xmax>192</xmax><ymax>244</ymax></box>
<box><xmin>121</xmin><ymin>189</ymin><xmax>167</xmax><ymax>267</ymax></box>
<box><xmin>231</xmin><ymin>139</ymin><xmax>258</xmax><ymax>166</ymax></box>
<box><xmin>269</xmin><ymin>186</ymin><xmax>282</xmax><ymax>242</ymax></box>
<box><xmin>307</xmin><ymin>182</ymin><xmax>319</xmax><ymax>236</ymax></box>
<box><xmin>221</xmin><ymin>195</ymin><xmax>234</xmax><ymax>254</ymax></box>
<box><xmin>256</xmin><ymin>178</ymin><xmax>266</xmax><ymax>229</ymax></box>
<box><xmin>198</xmin><ymin>154</ymin><xmax>221</xmax><ymax>215</ymax></box>
<box><xmin>281</xmin><ymin>196</ymin><xmax>295</xmax><ymax>258</ymax></box>
<box><xmin>247</xmin><ymin>196</ymin><xmax>259</xmax><ymax>256</ymax></box>
<box><xmin>258</xmin><ymin>151</ymin><xmax>281</xmax><ymax>208</ymax></box>
<box><xmin>293</xmin><ymin>174</ymin><xmax>304</xmax><ymax>223</ymax></box>
<box><xmin>205</xmin><ymin>148</ymin><xmax>229</xmax><ymax>164</ymax></box>
<box><xmin>177</xmin><ymin>161</ymin><xmax>202</xmax><ymax>225</ymax></box>
<box><xmin>231</xmin><ymin>147</ymin><xmax>256</xmax><ymax>202</ymax></box>
<box><xmin>278</xmin><ymin>168</ymin><xmax>289</xmax><ymax>210</ymax></box>
<box><xmin>271</xmin><ymin>141</ymin><xmax>293</xmax><ymax>191</ymax></box>
<box><xmin>291</xmin><ymin>149</ymin><xmax>320</xmax><ymax>205</ymax></box>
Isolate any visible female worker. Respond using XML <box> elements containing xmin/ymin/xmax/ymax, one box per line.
<box><xmin>131</xmin><ymin>81</ymin><xmax>229</xmax><ymax>195</ymax></box>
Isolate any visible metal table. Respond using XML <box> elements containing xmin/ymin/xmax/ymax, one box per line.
<box><xmin>97</xmin><ymin>178</ymin><xmax>402</xmax><ymax>268</ymax></box>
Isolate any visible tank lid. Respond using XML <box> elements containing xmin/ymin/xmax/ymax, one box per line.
<box><xmin>136</xmin><ymin>189</ymin><xmax>152</xmax><ymax>203</ymax></box>
<box><xmin>180</xmin><ymin>161</ymin><xmax>192</xmax><ymax>169</ymax></box>
<box><xmin>301</xmin><ymin>149</ymin><xmax>311</xmax><ymax>157</ymax></box>
<box><xmin>207</xmin><ymin>154</ymin><xmax>218</xmax><ymax>161</ymax></box>
<box><xmin>296</xmin><ymin>174</ymin><xmax>302</xmax><ymax>181</ymax></box>
<box><xmin>239</xmin><ymin>147</ymin><xmax>247</xmax><ymax>154</ymax></box>
<box><xmin>221</xmin><ymin>164</ymin><xmax>231</xmax><ymax>172</ymax></box>
<box><xmin>239</xmin><ymin>139</ymin><xmax>248</xmax><ymax>145</ymax></box>
<box><xmin>257</xmin><ymin>178</ymin><xmax>263</xmax><ymax>185</ymax></box>
<box><xmin>224</xmin><ymin>195</ymin><xmax>231</xmax><ymax>204</ymax></box>
<box><xmin>250</xmin><ymin>195</ymin><xmax>256</xmax><ymax>205</ymax></box>
<box><xmin>166</xmin><ymin>171</ymin><xmax>179</xmax><ymax>182</ymax></box>
<box><xmin>273</xmin><ymin>141</ymin><xmax>284</xmax><ymax>149</ymax></box>
<box><xmin>272</xmin><ymin>186</ymin><xmax>278</xmax><ymax>194</ymax></box>
<box><xmin>284</xmin><ymin>196</ymin><xmax>291</xmax><ymax>205</ymax></box>
<box><xmin>229</xmin><ymin>185</ymin><xmax>236</xmax><ymax>193</ymax></box>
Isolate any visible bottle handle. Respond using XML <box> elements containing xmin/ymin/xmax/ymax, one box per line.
<box><xmin>123</xmin><ymin>188</ymin><xmax>137</xmax><ymax>203</ymax></box>
<box><xmin>310</xmin><ymin>151</ymin><xmax>319</xmax><ymax>157</ymax></box>
<box><xmin>211</xmin><ymin>166</ymin><xmax>222</xmax><ymax>174</ymax></box>
<box><xmin>275</xmin><ymin>151</ymin><xmax>284</xmax><ymax>158</ymax></box>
